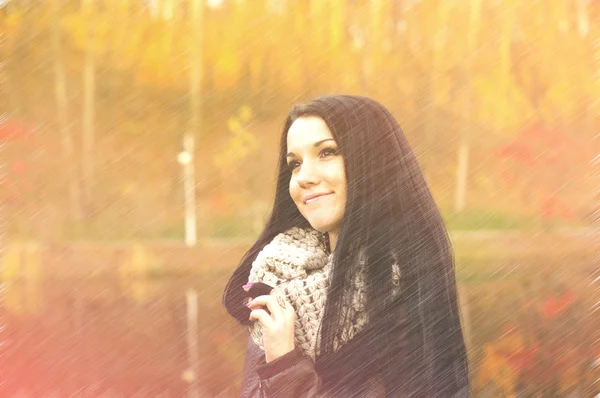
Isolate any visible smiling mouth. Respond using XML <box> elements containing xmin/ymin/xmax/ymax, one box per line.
<box><xmin>305</xmin><ymin>193</ymin><xmax>333</xmax><ymax>204</ymax></box>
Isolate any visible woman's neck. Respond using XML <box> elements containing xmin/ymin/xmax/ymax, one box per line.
<box><xmin>328</xmin><ymin>230</ymin><xmax>338</xmax><ymax>253</ymax></box>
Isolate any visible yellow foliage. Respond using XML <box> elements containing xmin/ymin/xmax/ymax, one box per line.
<box><xmin>545</xmin><ymin>80</ymin><xmax>577</xmax><ymax>120</ymax></box>
<box><xmin>473</xmin><ymin>72</ymin><xmax>534</xmax><ymax>131</ymax></box>
<box><xmin>213</xmin><ymin>45</ymin><xmax>241</xmax><ymax>91</ymax></box>
<box><xmin>329</xmin><ymin>0</ymin><xmax>345</xmax><ymax>49</ymax></box>
<box><xmin>227</xmin><ymin>118</ymin><xmax>243</xmax><ymax>134</ymax></box>
<box><xmin>1</xmin><ymin>244</ymin><xmax>42</xmax><ymax>283</ymax></box>
<box><xmin>61</xmin><ymin>11</ymin><xmax>112</xmax><ymax>54</ymax></box>
<box><xmin>239</xmin><ymin>106</ymin><xmax>252</xmax><ymax>124</ymax></box>
<box><xmin>214</xmin><ymin>106</ymin><xmax>258</xmax><ymax>173</ymax></box>
<box><xmin>1</xmin><ymin>243</ymin><xmax>43</xmax><ymax>315</ymax></box>
<box><xmin>3</xmin><ymin>0</ymin><xmax>596</xmax><ymax>151</ymax></box>
<box><xmin>1</xmin><ymin>245</ymin><xmax>22</xmax><ymax>281</ymax></box>
<box><xmin>249</xmin><ymin>55</ymin><xmax>263</xmax><ymax>93</ymax></box>
<box><xmin>62</xmin><ymin>13</ymin><xmax>87</xmax><ymax>49</ymax></box>
<box><xmin>1</xmin><ymin>10</ymin><xmax>23</xmax><ymax>37</ymax></box>
<box><xmin>281</xmin><ymin>59</ymin><xmax>306</xmax><ymax>93</ymax></box>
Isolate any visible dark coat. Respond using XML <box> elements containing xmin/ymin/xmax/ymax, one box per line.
<box><xmin>237</xmin><ymin>272</ymin><xmax>469</xmax><ymax>397</ymax></box>
<box><xmin>239</xmin><ymin>334</ymin><xmax>469</xmax><ymax>398</ymax></box>
<box><xmin>239</xmin><ymin>336</ymin><xmax>384</xmax><ymax>397</ymax></box>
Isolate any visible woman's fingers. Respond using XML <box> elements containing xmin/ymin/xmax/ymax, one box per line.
<box><xmin>249</xmin><ymin>293</ymin><xmax>283</xmax><ymax>321</ymax></box>
<box><xmin>248</xmin><ymin>308</ymin><xmax>274</xmax><ymax>328</ymax></box>
<box><xmin>248</xmin><ymin>288</ymin><xmax>297</xmax><ymax>362</ymax></box>
<box><xmin>248</xmin><ymin>288</ymin><xmax>292</xmax><ymax>322</ymax></box>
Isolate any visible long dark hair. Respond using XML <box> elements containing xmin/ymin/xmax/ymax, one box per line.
<box><xmin>222</xmin><ymin>95</ymin><xmax>469</xmax><ymax>396</ymax></box>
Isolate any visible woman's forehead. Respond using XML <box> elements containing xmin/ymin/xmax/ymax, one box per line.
<box><xmin>287</xmin><ymin>116</ymin><xmax>334</xmax><ymax>148</ymax></box>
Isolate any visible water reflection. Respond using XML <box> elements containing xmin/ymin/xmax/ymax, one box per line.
<box><xmin>0</xmin><ymin>243</ymin><xmax>246</xmax><ymax>396</ymax></box>
<box><xmin>118</xmin><ymin>245</ymin><xmax>165</xmax><ymax>303</ymax></box>
<box><xmin>0</xmin><ymin>241</ymin><xmax>597</xmax><ymax>396</ymax></box>
<box><xmin>2</xmin><ymin>243</ymin><xmax>44</xmax><ymax>315</ymax></box>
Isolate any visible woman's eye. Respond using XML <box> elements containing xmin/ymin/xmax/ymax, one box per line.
<box><xmin>287</xmin><ymin>148</ymin><xmax>339</xmax><ymax>171</ymax></box>
<box><xmin>287</xmin><ymin>160</ymin><xmax>300</xmax><ymax>170</ymax></box>
<box><xmin>320</xmin><ymin>148</ymin><xmax>339</xmax><ymax>157</ymax></box>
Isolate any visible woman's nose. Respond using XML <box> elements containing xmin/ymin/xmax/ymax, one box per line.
<box><xmin>296</xmin><ymin>161</ymin><xmax>319</xmax><ymax>187</ymax></box>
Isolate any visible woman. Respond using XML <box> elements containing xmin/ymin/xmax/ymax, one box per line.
<box><xmin>222</xmin><ymin>95</ymin><xmax>469</xmax><ymax>397</ymax></box>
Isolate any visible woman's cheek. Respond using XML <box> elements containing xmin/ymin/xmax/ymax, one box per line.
<box><xmin>290</xmin><ymin>181</ymin><xmax>301</xmax><ymax>206</ymax></box>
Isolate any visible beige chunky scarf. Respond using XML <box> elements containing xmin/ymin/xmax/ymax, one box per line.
<box><xmin>247</xmin><ymin>227</ymin><xmax>387</xmax><ymax>360</ymax></box>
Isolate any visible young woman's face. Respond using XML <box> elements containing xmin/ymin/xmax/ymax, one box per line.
<box><xmin>286</xmin><ymin>116</ymin><xmax>347</xmax><ymax>236</ymax></box>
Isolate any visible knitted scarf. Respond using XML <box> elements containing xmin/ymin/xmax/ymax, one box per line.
<box><xmin>246</xmin><ymin>227</ymin><xmax>371</xmax><ymax>361</ymax></box>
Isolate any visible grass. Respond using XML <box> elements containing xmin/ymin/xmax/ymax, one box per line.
<box><xmin>10</xmin><ymin>206</ymin><xmax>588</xmax><ymax>242</ymax></box>
<box><xmin>442</xmin><ymin>209</ymin><xmax>538</xmax><ymax>231</ymax></box>
<box><xmin>441</xmin><ymin>208</ymin><xmax>587</xmax><ymax>232</ymax></box>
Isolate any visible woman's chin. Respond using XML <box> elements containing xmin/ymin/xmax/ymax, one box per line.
<box><xmin>302</xmin><ymin>210</ymin><xmax>341</xmax><ymax>233</ymax></box>
<box><xmin>307</xmin><ymin>221</ymin><xmax>333</xmax><ymax>234</ymax></box>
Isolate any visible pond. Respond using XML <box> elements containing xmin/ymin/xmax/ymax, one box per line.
<box><xmin>1</xmin><ymin>236</ymin><xmax>597</xmax><ymax>397</ymax></box>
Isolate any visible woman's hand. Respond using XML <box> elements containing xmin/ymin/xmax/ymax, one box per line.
<box><xmin>246</xmin><ymin>287</ymin><xmax>296</xmax><ymax>363</ymax></box>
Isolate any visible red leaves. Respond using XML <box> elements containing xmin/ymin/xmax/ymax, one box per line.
<box><xmin>493</xmin><ymin>123</ymin><xmax>576</xmax><ymax>169</ymax></box>
<box><xmin>540</xmin><ymin>197</ymin><xmax>576</xmax><ymax>221</ymax></box>
<box><xmin>540</xmin><ymin>291</ymin><xmax>575</xmax><ymax>319</ymax></box>
<box><xmin>0</xmin><ymin>120</ymin><xmax>33</xmax><ymax>143</ymax></box>
<box><xmin>494</xmin><ymin>142</ymin><xmax>536</xmax><ymax>166</ymax></box>
<box><xmin>492</xmin><ymin>123</ymin><xmax>582</xmax><ymax>221</ymax></box>
<box><xmin>11</xmin><ymin>160</ymin><xmax>26</xmax><ymax>174</ymax></box>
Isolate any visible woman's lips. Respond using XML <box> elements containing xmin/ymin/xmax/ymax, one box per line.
<box><xmin>305</xmin><ymin>193</ymin><xmax>333</xmax><ymax>204</ymax></box>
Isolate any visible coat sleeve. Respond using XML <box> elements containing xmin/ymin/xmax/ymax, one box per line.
<box><xmin>255</xmin><ymin>345</ymin><xmax>327</xmax><ymax>397</ymax></box>
<box><xmin>240</xmin><ymin>337</ymin><xmax>264</xmax><ymax>398</ymax></box>
<box><xmin>240</xmin><ymin>335</ymin><xmax>384</xmax><ymax>397</ymax></box>
<box><xmin>239</xmin><ymin>335</ymin><xmax>331</xmax><ymax>397</ymax></box>
<box><xmin>242</xmin><ymin>311</ymin><xmax>468</xmax><ymax>398</ymax></box>
<box><xmin>254</xmin><ymin>344</ymin><xmax>385</xmax><ymax>397</ymax></box>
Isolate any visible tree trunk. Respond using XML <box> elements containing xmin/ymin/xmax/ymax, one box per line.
<box><xmin>415</xmin><ymin>0</ymin><xmax>448</xmax><ymax>186</ymax></box>
<box><xmin>453</xmin><ymin>0</ymin><xmax>481</xmax><ymax>213</ymax></box>
<box><xmin>576</xmin><ymin>0</ymin><xmax>589</xmax><ymax>37</ymax></box>
<box><xmin>181</xmin><ymin>5</ymin><xmax>207</xmax><ymax>394</ymax></box>
<box><xmin>52</xmin><ymin>0</ymin><xmax>83</xmax><ymax>223</ymax></box>
<box><xmin>82</xmin><ymin>0</ymin><xmax>96</xmax><ymax>218</ymax></box>
<box><xmin>454</xmin><ymin>138</ymin><xmax>470</xmax><ymax>213</ymax></box>
<box><xmin>183</xmin><ymin>0</ymin><xmax>202</xmax><ymax>248</ymax></box>
<box><xmin>416</xmin><ymin>71</ymin><xmax>436</xmax><ymax>184</ymax></box>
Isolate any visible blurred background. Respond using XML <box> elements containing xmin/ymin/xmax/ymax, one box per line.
<box><xmin>0</xmin><ymin>0</ymin><xmax>598</xmax><ymax>396</ymax></box>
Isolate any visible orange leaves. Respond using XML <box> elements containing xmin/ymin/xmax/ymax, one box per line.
<box><xmin>475</xmin><ymin>343</ymin><xmax>519</xmax><ymax>396</ymax></box>
<box><xmin>471</xmin><ymin>275</ymin><xmax>593</xmax><ymax>396</ymax></box>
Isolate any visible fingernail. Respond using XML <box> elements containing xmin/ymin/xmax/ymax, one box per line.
<box><xmin>242</xmin><ymin>282</ymin><xmax>254</xmax><ymax>291</ymax></box>
<box><xmin>245</xmin><ymin>302</ymin><xmax>251</xmax><ymax>307</ymax></box>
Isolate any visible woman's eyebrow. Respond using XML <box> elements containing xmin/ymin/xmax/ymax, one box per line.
<box><xmin>286</xmin><ymin>139</ymin><xmax>335</xmax><ymax>158</ymax></box>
